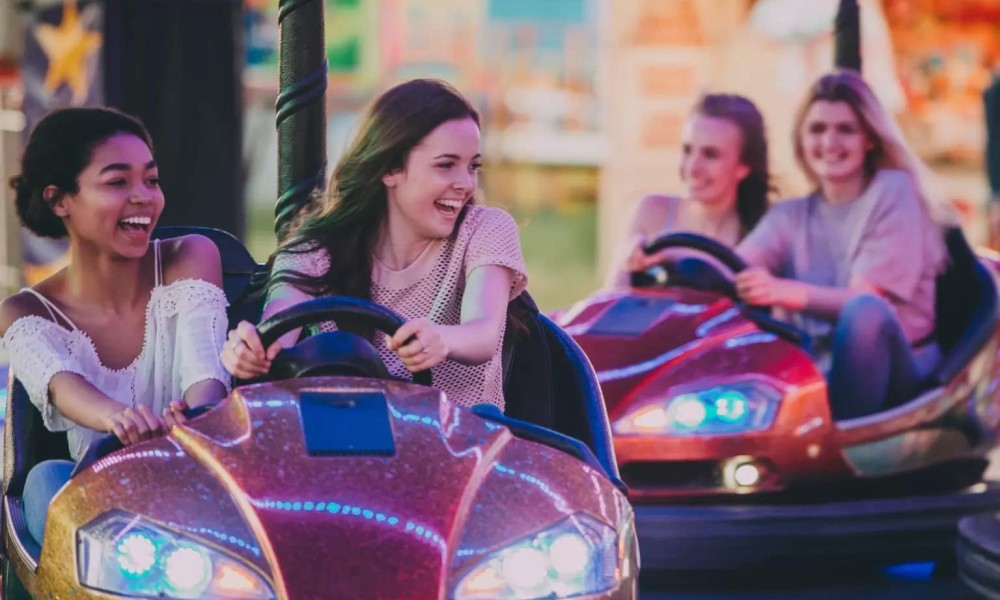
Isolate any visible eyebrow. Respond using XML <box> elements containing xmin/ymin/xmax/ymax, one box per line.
<box><xmin>98</xmin><ymin>160</ymin><xmax>157</xmax><ymax>175</ymax></box>
<box><xmin>432</xmin><ymin>153</ymin><xmax>482</xmax><ymax>160</ymax></box>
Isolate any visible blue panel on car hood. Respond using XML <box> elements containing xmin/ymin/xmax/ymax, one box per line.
<box><xmin>298</xmin><ymin>391</ymin><xmax>396</xmax><ymax>457</ymax></box>
<box><xmin>588</xmin><ymin>297</ymin><xmax>675</xmax><ymax>336</ymax></box>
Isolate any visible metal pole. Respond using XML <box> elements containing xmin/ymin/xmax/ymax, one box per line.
<box><xmin>275</xmin><ymin>0</ymin><xmax>327</xmax><ymax>241</ymax></box>
<box><xmin>834</xmin><ymin>0</ymin><xmax>862</xmax><ymax>72</ymax></box>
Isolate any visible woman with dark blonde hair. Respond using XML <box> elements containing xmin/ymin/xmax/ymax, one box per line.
<box><xmin>736</xmin><ymin>70</ymin><xmax>951</xmax><ymax>419</ymax></box>
<box><xmin>608</xmin><ymin>93</ymin><xmax>773</xmax><ymax>287</ymax></box>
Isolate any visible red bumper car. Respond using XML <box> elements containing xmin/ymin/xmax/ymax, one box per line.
<box><xmin>559</xmin><ymin>231</ymin><xmax>1000</xmax><ymax>571</ymax></box>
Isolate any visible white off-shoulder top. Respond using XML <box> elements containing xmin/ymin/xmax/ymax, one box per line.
<box><xmin>1</xmin><ymin>240</ymin><xmax>231</xmax><ymax>461</ymax></box>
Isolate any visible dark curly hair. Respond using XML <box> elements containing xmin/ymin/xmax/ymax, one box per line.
<box><xmin>10</xmin><ymin>106</ymin><xmax>153</xmax><ymax>238</ymax></box>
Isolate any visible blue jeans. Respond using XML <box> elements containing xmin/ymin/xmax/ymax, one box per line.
<box><xmin>827</xmin><ymin>295</ymin><xmax>938</xmax><ymax>420</ymax></box>
<box><xmin>23</xmin><ymin>459</ymin><xmax>74</xmax><ymax>544</ymax></box>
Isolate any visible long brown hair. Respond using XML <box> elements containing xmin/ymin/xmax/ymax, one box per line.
<box><xmin>691</xmin><ymin>93</ymin><xmax>774</xmax><ymax>236</ymax></box>
<box><xmin>269</xmin><ymin>79</ymin><xmax>480</xmax><ymax>301</ymax></box>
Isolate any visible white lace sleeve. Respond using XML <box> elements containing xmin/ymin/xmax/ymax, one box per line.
<box><xmin>1</xmin><ymin>317</ymin><xmax>85</xmax><ymax>432</ymax></box>
<box><xmin>160</xmin><ymin>280</ymin><xmax>232</xmax><ymax>394</ymax></box>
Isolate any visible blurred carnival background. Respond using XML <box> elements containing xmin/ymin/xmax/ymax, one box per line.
<box><xmin>0</xmin><ymin>0</ymin><xmax>998</xmax><ymax>312</ymax></box>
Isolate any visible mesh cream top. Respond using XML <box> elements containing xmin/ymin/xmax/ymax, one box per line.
<box><xmin>271</xmin><ymin>205</ymin><xmax>528</xmax><ymax>409</ymax></box>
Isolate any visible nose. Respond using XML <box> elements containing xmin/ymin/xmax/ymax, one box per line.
<box><xmin>454</xmin><ymin>168</ymin><xmax>475</xmax><ymax>192</ymax></box>
<box><xmin>684</xmin><ymin>154</ymin><xmax>703</xmax><ymax>178</ymax></box>
<box><xmin>128</xmin><ymin>187</ymin><xmax>153</xmax><ymax>204</ymax></box>
<box><xmin>820</xmin><ymin>129</ymin><xmax>839</xmax><ymax>148</ymax></box>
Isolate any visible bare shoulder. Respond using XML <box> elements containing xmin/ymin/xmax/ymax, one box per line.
<box><xmin>0</xmin><ymin>291</ymin><xmax>48</xmax><ymax>336</ymax></box>
<box><xmin>160</xmin><ymin>234</ymin><xmax>223</xmax><ymax>286</ymax></box>
<box><xmin>635</xmin><ymin>194</ymin><xmax>679</xmax><ymax>218</ymax></box>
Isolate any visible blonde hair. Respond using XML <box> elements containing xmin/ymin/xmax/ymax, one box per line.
<box><xmin>791</xmin><ymin>70</ymin><xmax>955</xmax><ymax>227</ymax></box>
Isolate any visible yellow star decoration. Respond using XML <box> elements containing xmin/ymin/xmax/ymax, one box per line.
<box><xmin>34</xmin><ymin>1</ymin><xmax>102</xmax><ymax>104</ymax></box>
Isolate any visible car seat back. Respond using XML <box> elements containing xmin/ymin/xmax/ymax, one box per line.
<box><xmin>502</xmin><ymin>293</ymin><xmax>623</xmax><ymax>488</ymax></box>
<box><xmin>3</xmin><ymin>377</ymin><xmax>71</xmax><ymax>498</ymax></box>
<box><xmin>151</xmin><ymin>226</ymin><xmax>265</xmax><ymax>328</ymax></box>
<box><xmin>502</xmin><ymin>293</ymin><xmax>556</xmax><ymax>429</ymax></box>
<box><xmin>931</xmin><ymin>227</ymin><xmax>1000</xmax><ymax>385</ymax></box>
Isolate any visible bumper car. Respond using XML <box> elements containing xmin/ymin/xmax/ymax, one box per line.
<box><xmin>0</xmin><ymin>228</ymin><xmax>638</xmax><ymax>600</ymax></box>
<box><xmin>558</xmin><ymin>231</ymin><xmax>1000</xmax><ymax>571</ymax></box>
<box><xmin>958</xmin><ymin>511</ymin><xmax>1000</xmax><ymax>599</ymax></box>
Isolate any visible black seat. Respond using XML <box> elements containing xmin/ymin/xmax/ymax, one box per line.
<box><xmin>152</xmin><ymin>226</ymin><xmax>265</xmax><ymax>329</ymax></box>
<box><xmin>503</xmin><ymin>293</ymin><xmax>624</xmax><ymax>490</ymax></box>
<box><xmin>928</xmin><ymin>227</ymin><xmax>1000</xmax><ymax>386</ymax></box>
<box><xmin>3</xmin><ymin>379</ymin><xmax>71</xmax><ymax>500</ymax></box>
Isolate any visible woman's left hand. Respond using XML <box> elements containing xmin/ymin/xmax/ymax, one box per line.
<box><xmin>735</xmin><ymin>267</ymin><xmax>779</xmax><ymax>306</ymax></box>
<box><xmin>161</xmin><ymin>400</ymin><xmax>189</xmax><ymax>430</ymax></box>
<box><xmin>734</xmin><ymin>267</ymin><xmax>806</xmax><ymax>311</ymax></box>
<box><xmin>387</xmin><ymin>318</ymin><xmax>449</xmax><ymax>373</ymax></box>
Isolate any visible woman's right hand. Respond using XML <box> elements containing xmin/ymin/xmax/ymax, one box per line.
<box><xmin>626</xmin><ymin>236</ymin><xmax>670</xmax><ymax>273</ymax></box>
<box><xmin>221</xmin><ymin>320</ymin><xmax>282</xmax><ymax>379</ymax></box>
<box><xmin>103</xmin><ymin>406</ymin><xmax>164</xmax><ymax>446</ymax></box>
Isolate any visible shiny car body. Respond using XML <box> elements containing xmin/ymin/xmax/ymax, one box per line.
<box><xmin>1</xmin><ymin>231</ymin><xmax>638</xmax><ymax>599</ymax></box>
<box><xmin>558</xmin><ymin>231</ymin><xmax>1000</xmax><ymax>570</ymax></box>
<box><xmin>4</xmin><ymin>376</ymin><xmax>636</xmax><ymax>599</ymax></box>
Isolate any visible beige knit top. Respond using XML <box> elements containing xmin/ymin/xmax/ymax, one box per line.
<box><xmin>271</xmin><ymin>205</ymin><xmax>528</xmax><ymax>409</ymax></box>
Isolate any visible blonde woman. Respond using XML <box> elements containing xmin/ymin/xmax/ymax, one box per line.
<box><xmin>736</xmin><ymin>70</ymin><xmax>950</xmax><ymax>419</ymax></box>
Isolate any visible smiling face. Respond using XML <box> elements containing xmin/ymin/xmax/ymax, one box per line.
<box><xmin>799</xmin><ymin>100</ymin><xmax>873</xmax><ymax>186</ymax></box>
<box><xmin>381</xmin><ymin>117</ymin><xmax>482</xmax><ymax>241</ymax></box>
<box><xmin>51</xmin><ymin>133</ymin><xmax>164</xmax><ymax>258</ymax></box>
<box><xmin>679</xmin><ymin>114</ymin><xmax>749</xmax><ymax>210</ymax></box>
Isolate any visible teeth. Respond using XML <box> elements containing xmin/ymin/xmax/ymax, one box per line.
<box><xmin>120</xmin><ymin>216</ymin><xmax>151</xmax><ymax>225</ymax></box>
<box><xmin>436</xmin><ymin>200</ymin><xmax>463</xmax><ymax>209</ymax></box>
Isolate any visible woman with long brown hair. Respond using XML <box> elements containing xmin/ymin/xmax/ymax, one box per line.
<box><xmin>608</xmin><ymin>93</ymin><xmax>773</xmax><ymax>287</ymax></box>
<box><xmin>222</xmin><ymin>79</ymin><xmax>528</xmax><ymax>410</ymax></box>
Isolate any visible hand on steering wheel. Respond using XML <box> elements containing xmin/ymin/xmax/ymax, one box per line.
<box><xmin>387</xmin><ymin>318</ymin><xmax>449</xmax><ymax>373</ymax></box>
<box><xmin>633</xmin><ymin>232</ymin><xmax>748</xmax><ymax>298</ymax></box>
<box><xmin>627</xmin><ymin>236</ymin><xmax>672</xmax><ymax>273</ymax></box>
<box><xmin>222</xmin><ymin>321</ymin><xmax>282</xmax><ymax>380</ymax></box>
<box><xmin>101</xmin><ymin>405</ymin><xmax>164</xmax><ymax>446</ymax></box>
<box><xmin>253</xmin><ymin>297</ymin><xmax>434</xmax><ymax>386</ymax></box>
<box><xmin>635</xmin><ymin>232</ymin><xmax>809</xmax><ymax>347</ymax></box>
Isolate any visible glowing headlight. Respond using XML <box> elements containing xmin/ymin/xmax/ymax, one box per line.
<box><xmin>77</xmin><ymin>511</ymin><xmax>274</xmax><ymax>599</ymax></box>
<box><xmin>614</xmin><ymin>381</ymin><xmax>781</xmax><ymax>435</ymax></box>
<box><xmin>453</xmin><ymin>513</ymin><xmax>620</xmax><ymax>599</ymax></box>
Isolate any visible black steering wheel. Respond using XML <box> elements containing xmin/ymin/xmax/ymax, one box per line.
<box><xmin>635</xmin><ymin>232</ymin><xmax>809</xmax><ymax>347</ymax></box>
<box><xmin>256</xmin><ymin>296</ymin><xmax>433</xmax><ymax>387</ymax></box>
<box><xmin>633</xmin><ymin>232</ymin><xmax>747</xmax><ymax>298</ymax></box>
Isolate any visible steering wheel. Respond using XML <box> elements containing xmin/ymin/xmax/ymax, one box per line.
<box><xmin>635</xmin><ymin>232</ymin><xmax>809</xmax><ymax>347</ymax></box>
<box><xmin>256</xmin><ymin>296</ymin><xmax>433</xmax><ymax>387</ymax></box>
<box><xmin>633</xmin><ymin>232</ymin><xmax>748</xmax><ymax>297</ymax></box>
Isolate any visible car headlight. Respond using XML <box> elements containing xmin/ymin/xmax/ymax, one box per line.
<box><xmin>452</xmin><ymin>513</ymin><xmax>621</xmax><ymax>599</ymax></box>
<box><xmin>77</xmin><ymin>511</ymin><xmax>274</xmax><ymax>599</ymax></box>
<box><xmin>613</xmin><ymin>381</ymin><xmax>781</xmax><ymax>435</ymax></box>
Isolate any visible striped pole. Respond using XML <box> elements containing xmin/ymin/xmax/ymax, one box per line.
<box><xmin>275</xmin><ymin>0</ymin><xmax>327</xmax><ymax>241</ymax></box>
<box><xmin>834</xmin><ymin>0</ymin><xmax>861</xmax><ymax>72</ymax></box>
